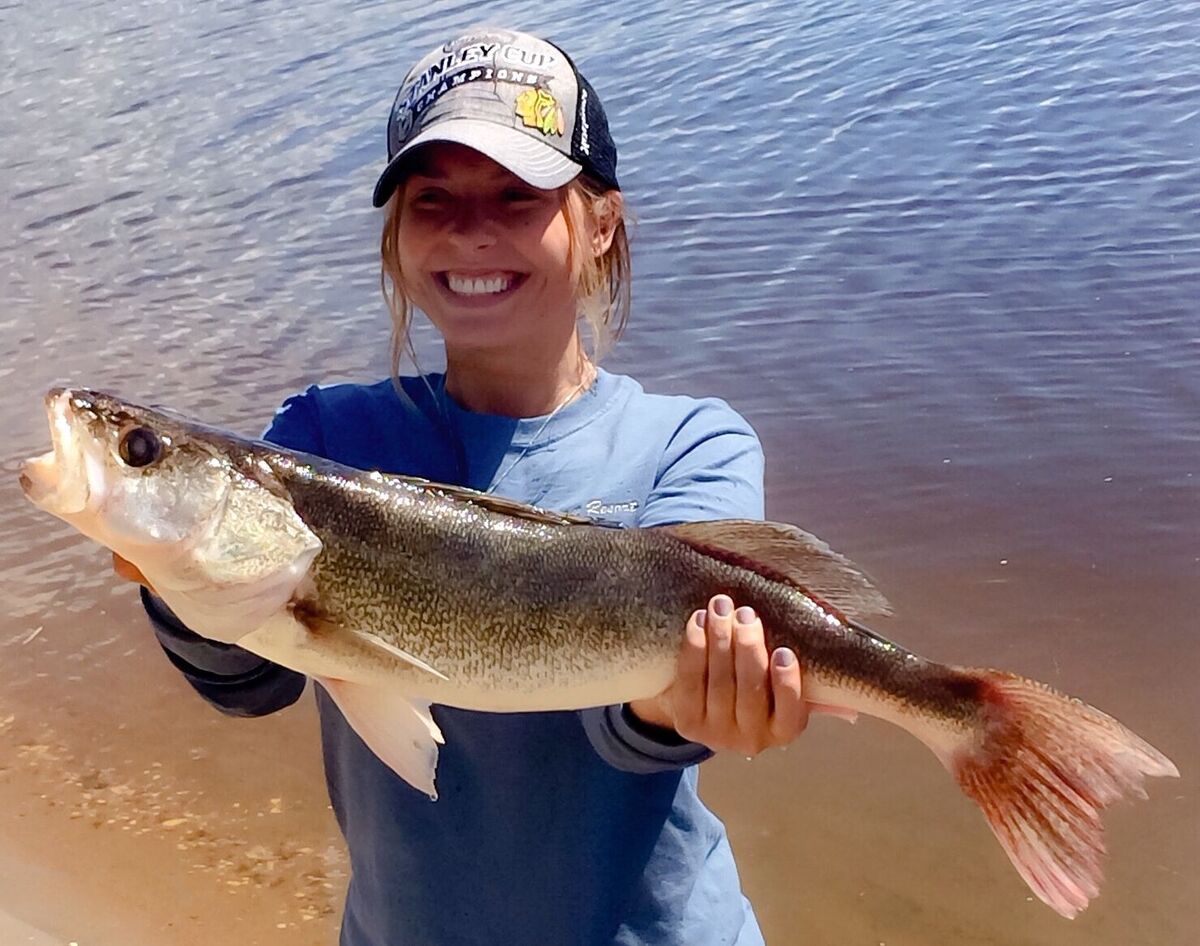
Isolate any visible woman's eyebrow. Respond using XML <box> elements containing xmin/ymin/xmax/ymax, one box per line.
<box><xmin>405</xmin><ymin>169</ymin><xmax>446</xmax><ymax>182</ymax></box>
<box><xmin>407</xmin><ymin>163</ymin><xmax>519</xmax><ymax>185</ymax></box>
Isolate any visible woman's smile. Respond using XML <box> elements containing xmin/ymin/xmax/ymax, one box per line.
<box><xmin>436</xmin><ymin>270</ymin><xmax>529</xmax><ymax>303</ymax></box>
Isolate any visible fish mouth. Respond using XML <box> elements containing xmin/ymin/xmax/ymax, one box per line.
<box><xmin>20</xmin><ymin>388</ymin><xmax>92</xmax><ymax>515</ymax></box>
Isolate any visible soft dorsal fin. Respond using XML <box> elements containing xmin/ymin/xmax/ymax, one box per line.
<box><xmin>368</xmin><ymin>471</ymin><xmax>602</xmax><ymax>527</ymax></box>
<box><xmin>657</xmin><ymin>520</ymin><xmax>892</xmax><ymax>620</ymax></box>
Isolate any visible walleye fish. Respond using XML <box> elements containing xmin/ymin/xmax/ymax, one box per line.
<box><xmin>20</xmin><ymin>388</ymin><xmax>1177</xmax><ymax>918</ymax></box>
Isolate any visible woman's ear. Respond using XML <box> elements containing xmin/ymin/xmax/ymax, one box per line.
<box><xmin>591</xmin><ymin>191</ymin><xmax>623</xmax><ymax>256</ymax></box>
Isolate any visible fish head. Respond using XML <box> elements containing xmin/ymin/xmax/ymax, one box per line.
<box><xmin>20</xmin><ymin>388</ymin><xmax>236</xmax><ymax>555</ymax></box>
<box><xmin>21</xmin><ymin>388</ymin><xmax>321</xmax><ymax>641</ymax></box>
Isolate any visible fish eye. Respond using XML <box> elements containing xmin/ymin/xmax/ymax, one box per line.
<box><xmin>119</xmin><ymin>426</ymin><xmax>163</xmax><ymax>468</ymax></box>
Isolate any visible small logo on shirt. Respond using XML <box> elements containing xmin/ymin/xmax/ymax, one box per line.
<box><xmin>586</xmin><ymin>498</ymin><xmax>639</xmax><ymax>516</ymax></box>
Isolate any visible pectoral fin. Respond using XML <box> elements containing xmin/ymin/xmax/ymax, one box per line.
<box><xmin>345</xmin><ymin>627</ymin><xmax>449</xmax><ymax>681</ymax></box>
<box><xmin>317</xmin><ymin>677</ymin><xmax>444</xmax><ymax>799</ymax></box>
<box><xmin>289</xmin><ymin>604</ymin><xmax>449</xmax><ymax>681</ymax></box>
<box><xmin>236</xmin><ymin>613</ymin><xmax>448</xmax><ymax>798</ymax></box>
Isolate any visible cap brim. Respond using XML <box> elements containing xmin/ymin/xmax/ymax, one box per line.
<box><xmin>371</xmin><ymin>118</ymin><xmax>581</xmax><ymax>207</ymax></box>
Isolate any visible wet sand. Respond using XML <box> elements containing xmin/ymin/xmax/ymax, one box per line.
<box><xmin>0</xmin><ymin>910</ymin><xmax>62</xmax><ymax>946</ymax></box>
<box><xmin>0</xmin><ymin>705</ymin><xmax>345</xmax><ymax>946</ymax></box>
<box><xmin>0</xmin><ymin>591</ymin><xmax>347</xmax><ymax>946</ymax></box>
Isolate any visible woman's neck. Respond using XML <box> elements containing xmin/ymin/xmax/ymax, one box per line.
<box><xmin>443</xmin><ymin>346</ymin><xmax>596</xmax><ymax>418</ymax></box>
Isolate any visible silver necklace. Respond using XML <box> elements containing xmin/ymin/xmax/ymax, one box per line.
<box><xmin>486</xmin><ymin>372</ymin><xmax>592</xmax><ymax>494</ymax></box>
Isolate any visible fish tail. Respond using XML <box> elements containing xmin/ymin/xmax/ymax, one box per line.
<box><xmin>937</xmin><ymin>669</ymin><xmax>1178</xmax><ymax>918</ymax></box>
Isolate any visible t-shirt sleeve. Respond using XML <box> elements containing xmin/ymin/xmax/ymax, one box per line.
<box><xmin>637</xmin><ymin>398</ymin><xmax>765</xmax><ymax>527</ymax></box>
<box><xmin>262</xmin><ymin>387</ymin><xmax>328</xmax><ymax>455</ymax></box>
<box><xmin>582</xmin><ymin>397</ymin><xmax>765</xmax><ymax>773</ymax></box>
<box><xmin>143</xmin><ymin>391</ymin><xmax>325</xmax><ymax>717</ymax></box>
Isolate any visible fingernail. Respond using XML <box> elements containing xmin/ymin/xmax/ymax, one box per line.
<box><xmin>773</xmin><ymin>649</ymin><xmax>796</xmax><ymax>668</ymax></box>
<box><xmin>693</xmin><ymin>609</ymin><xmax>706</xmax><ymax>628</ymax></box>
<box><xmin>735</xmin><ymin>606</ymin><xmax>755</xmax><ymax>623</ymax></box>
<box><xmin>713</xmin><ymin>596</ymin><xmax>732</xmax><ymax>617</ymax></box>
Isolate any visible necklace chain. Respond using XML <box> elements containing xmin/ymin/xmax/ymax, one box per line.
<box><xmin>486</xmin><ymin>372</ymin><xmax>592</xmax><ymax>494</ymax></box>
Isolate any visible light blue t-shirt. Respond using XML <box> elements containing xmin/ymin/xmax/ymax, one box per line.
<box><xmin>147</xmin><ymin>368</ymin><xmax>769</xmax><ymax>946</ymax></box>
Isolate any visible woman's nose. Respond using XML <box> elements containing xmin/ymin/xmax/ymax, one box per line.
<box><xmin>448</xmin><ymin>202</ymin><xmax>499</xmax><ymax>248</ymax></box>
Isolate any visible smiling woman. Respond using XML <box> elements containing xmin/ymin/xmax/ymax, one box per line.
<box><xmin>380</xmin><ymin>143</ymin><xmax>631</xmax><ymax>413</ymax></box>
<box><xmin>116</xmin><ymin>25</ymin><xmax>811</xmax><ymax>946</ymax></box>
<box><xmin>390</xmin><ymin>148</ymin><xmax>600</xmax><ymax>362</ymax></box>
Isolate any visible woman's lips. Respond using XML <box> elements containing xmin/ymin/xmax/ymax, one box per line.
<box><xmin>438</xmin><ymin>271</ymin><xmax>527</xmax><ymax>300</ymax></box>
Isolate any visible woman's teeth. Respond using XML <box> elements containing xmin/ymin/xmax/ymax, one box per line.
<box><xmin>446</xmin><ymin>273</ymin><xmax>513</xmax><ymax>295</ymax></box>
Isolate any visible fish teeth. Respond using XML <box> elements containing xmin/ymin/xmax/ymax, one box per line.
<box><xmin>446</xmin><ymin>273</ymin><xmax>512</xmax><ymax>295</ymax></box>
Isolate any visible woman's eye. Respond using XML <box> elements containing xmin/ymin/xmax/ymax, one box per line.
<box><xmin>410</xmin><ymin>189</ymin><xmax>448</xmax><ymax>209</ymax></box>
<box><xmin>119</xmin><ymin>426</ymin><xmax>163</xmax><ymax>468</ymax></box>
<box><xmin>503</xmin><ymin>188</ymin><xmax>540</xmax><ymax>204</ymax></box>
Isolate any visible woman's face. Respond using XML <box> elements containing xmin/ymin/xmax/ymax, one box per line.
<box><xmin>396</xmin><ymin>143</ymin><xmax>578</xmax><ymax>358</ymax></box>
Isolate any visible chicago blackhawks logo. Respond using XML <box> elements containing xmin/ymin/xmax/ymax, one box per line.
<box><xmin>515</xmin><ymin>88</ymin><xmax>565</xmax><ymax>136</ymax></box>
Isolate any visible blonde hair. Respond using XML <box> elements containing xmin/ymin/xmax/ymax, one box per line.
<box><xmin>380</xmin><ymin>174</ymin><xmax>631</xmax><ymax>379</ymax></box>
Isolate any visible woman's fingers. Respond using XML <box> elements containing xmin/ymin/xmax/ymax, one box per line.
<box><xmin>733</xmin><ymin>607</ymin><xmax>770</xmax><ymax>749</ymax></box>
<box><xmin>704</xmin><ymin>595</ymin><xmax>736</xmax><ymax>733</ymax></box>
<box><xmin>670</xmin><ymin>610</ymin><xmax>709</xmax><ymax>736</ymax></box>
<box><xmin>657</xmin><ymin>595</ymin><xmax>811</xmax><ymax>755</ymax></box>
<box><xmin>768</xmin><ymin>648</ymin><xmax>808</xmax><ymax>745</ymax></box>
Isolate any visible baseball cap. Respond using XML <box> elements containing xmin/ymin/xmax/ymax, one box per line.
<box><xmin>371</xmin><ymin>28</ymin><xmax>619</xmax><ymax>207</ymax></box>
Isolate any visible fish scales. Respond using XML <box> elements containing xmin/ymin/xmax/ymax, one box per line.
<box><xmin>278</xmin><ymin>459</ymin><xmax>696</xmax><ymax>690</ymax></box>
<box><xmin>274</xmin><ymin>452</ymin><xmax>985</xmax><ymax>726</ymax></box>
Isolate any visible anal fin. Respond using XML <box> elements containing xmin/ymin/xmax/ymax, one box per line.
<box><xmin>808</xmin><ymin>701</ymin><xmax>859</xmax><ymax>723</ymax></box>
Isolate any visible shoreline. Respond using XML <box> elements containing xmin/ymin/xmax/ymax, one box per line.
<box><xmin>0</xmin><ymin>658</ymin><xmax>345</xmax><ymax>946</ymax></box>
<box><xmin>0</xmin><ymin>910</ymin><xmax>62</xmax><ymax>946</ymax></box>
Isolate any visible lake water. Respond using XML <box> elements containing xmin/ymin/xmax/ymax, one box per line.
<box><xmin>1</xmin><ymin>0</ymin><xmax>1196</xmax><ymax>943</ymax></box>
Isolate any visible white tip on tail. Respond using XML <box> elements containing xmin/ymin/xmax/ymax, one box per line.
<box><xmin>944</xmin><ymin>671</ymin><xmax>1178</xmax><ymax>918</ymax></box>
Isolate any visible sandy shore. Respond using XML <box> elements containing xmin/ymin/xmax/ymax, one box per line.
<box><xmin>0</xmin><ymin>632</ymin><xmax>346</xmax><ymax>946</ymax></box>
<box><xmin>0</xmin><ymin>911</ymin><xmax>61</xmax><ymax>946</ymax></box>
<box><xmin>0</xmin><ymin>849</ymin><xmax>65</xmax><ymax>946</ymax></box>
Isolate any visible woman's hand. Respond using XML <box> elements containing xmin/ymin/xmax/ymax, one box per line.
<box><xmin>628</xmin><ymin>594</ymin><xmax>809</xmax><ymax>756</ymax></box>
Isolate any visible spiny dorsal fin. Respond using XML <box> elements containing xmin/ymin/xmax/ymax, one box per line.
<box><xmin>368</xmin><ymin>471</ymin><xmax>600</xmax><ymax>527</ymax></box>
<box><xmin>658</xmin><ymin>520</ymin><xmax>892</xmax><ymax>620</ymax></box>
